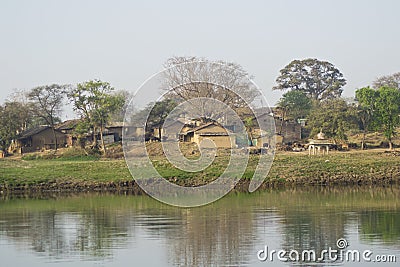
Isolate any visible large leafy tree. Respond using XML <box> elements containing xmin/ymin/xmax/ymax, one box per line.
<box><xmin>355</xmin><ymin>87</ymin><xmax>379</xmax><ymax>149</ymax></box>
<box><xmin>145</xmin><ymin>99</ymin><xmax>178</xmax><ymax>140</ymax></box>
<box><xmin>109</xmin><ymin>90</ymin><xmax>133</xmax><ymax>122</ymax></box>
<box><xmin>306</xmin><ymin>98</ymin><xmax>357</xmax><ymax>142</ymax></box>
<box><xmin>374</xmin><ymin>86</ymin><xmax>400</xmax><ymax>150</ymax></box>
<box><xmin>68</xmin><ymin>80</ymin><xmax>125</xmax><ymax>154</ymax></box>
<box><xmin>28</xmin><ymin>84</ymin><xmax>68</xmax><ymax>151</ymax></box>
<box><xmin>273</xmin><ymin>58</ymin><xmax>346</xmax><ymax>101</ymax></box>
<box><xmin>373</xmin><ymin>72</ymin><xmax>400</xmax><ymax>90</ymax></box>
<box><xmin>276</xmin><ymin>91</ymin><xmax>311</xmax><ymax>135</ymax></box>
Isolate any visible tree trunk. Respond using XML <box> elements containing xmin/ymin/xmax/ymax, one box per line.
<box><xmin>100</xmin><ymin>125</ymin><xmax>106</xmax><ymax>156</ymax></box>
<box><xmin>51</xmin><ymin>127</ymin><xmax>58</xmax><ymax>152</ymax></box>
<box><xmin>389</xmin><ymin>140</ymin><xmax>393</xmax><ymax>150</ymax></box>
<box><xmin>361</xmin><ymin>130</ymin><xmax>366</xmax><ymax>150</ymax></box>
<box><xmin>92</xmin><ymin>125</ymin><xmax>98</xmax><ymax>148</ymax></box>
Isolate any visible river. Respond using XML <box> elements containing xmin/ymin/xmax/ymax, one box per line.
<box><xmin>0</xmin><ymin>186</ymin><xmax>399</xmax><ymax>266</ymax></box>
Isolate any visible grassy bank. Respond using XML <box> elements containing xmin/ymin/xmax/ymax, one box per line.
<box><xmin>1</xmin><ymin>149</ymin><xmax>399</xmax><ymax>193</ymax></box>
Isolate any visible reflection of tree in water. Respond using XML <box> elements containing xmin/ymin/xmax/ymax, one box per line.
<box><xmin>268</xmin><ymin>187</ymin><xmax>400</xmax><ymax>263</ymax></box>
<box><xmin>125</xmin><ymin>195</ymin><xmax>256</xmax><ymax>266</ymax></box>
<box><xmin>0</xmin><ymin>188</ymin><xmax>399</xmax><ymax>265</ymax></box>
<box><xmin>164</xmin><ymin>197</ymin><xmax>256</xmax><ymax>267</ymax></box>
<box><xmin>359</xmin><ymin>210</ymin><xmax>400</xmax><ymax>244</ymax></box>
<box><xmin>74</xmin><ymin>210</ymin><xmax>131</xmax><ymax>258</ymax></box>
<box><xmin>0</xmin><ymin>204</ymin><xmax>132</xmax><ymax>260</ymax></box>
<box><xmin>357</xmin><ymin>187</ymin><xmax>400</xmax><ymax>244</ymax></box>
<box><xmin>280</xmin><ymin>210</ymin><xmax>346</xmax><ymax>255</ymax></box>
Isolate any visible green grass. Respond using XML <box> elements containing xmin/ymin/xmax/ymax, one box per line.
<box><xmin>0</xmin><ymin>158</ymin><xmax>131</xmax><ymax>186</ymax></box>
<box><xmin>0</xmin><ymin>149</ymin><xmax>399</xmax><ymax>188</ymax></box>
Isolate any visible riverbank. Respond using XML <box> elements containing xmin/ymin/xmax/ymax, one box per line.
<box><xmin>1</xmin><ymin>149</ymin><xmax>399</xmax><ymax>194</ymax></box>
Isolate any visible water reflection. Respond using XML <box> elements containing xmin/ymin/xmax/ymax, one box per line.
<box><xmin>0</xmin><ymin>187</ymin><xmax>399</xmax><ymax>266</ymax></box>
<box><xmin>360</xmin><ymin>210</ymin><xmax>400</xmax><ymax>244</ymax></box>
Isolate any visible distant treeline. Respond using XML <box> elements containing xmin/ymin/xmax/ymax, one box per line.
<box><xmin>1</xmin><ymin>57</ymin><xmax>400</xmax><ymax>156</ymax></box>
<box><xmin>0</xmin><ymin>80</ymin><xmax>130</xmax><ymax>155</ymax></box>
<box><xmin>273</xmin><ymin>59</ymin><xmax>400</xmax><ymax>150</ymax></box>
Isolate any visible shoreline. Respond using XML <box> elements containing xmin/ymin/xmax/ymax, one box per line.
<box><xmin>1</xmin><ymin>173</ymin><xmax>399</xmax><ymax>196</ymax></box>
<box><xmin>1</xmin><ymin>149</ymin><xmax>400</xmax><ymax>195</ymax></box>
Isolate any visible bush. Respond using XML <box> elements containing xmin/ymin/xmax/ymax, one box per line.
<box><xmin>57</xmin><ymin>147</ymin><xmax>100</xmax><ymax>161</ymax></box>
<box><xmin>21</xmin><ymin>154</ymin><xmax>40</xmax><ymax>160</ymax></box>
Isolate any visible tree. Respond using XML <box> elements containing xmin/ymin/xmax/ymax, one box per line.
<box><xmin>355</xmin><ymin>87</ymin><xmax>379</xmax><ymax>149</ymax></box>
<box><xmin>163</xmin><ymin>56</ymin><xmax>260</xmax><ymax>121</ymax></box>
<box><xmin>306</xmin><ymin>98</ymin><xmax>357</xmax><ymax>142</ymax></box>
<box><xmin>0</xmin><ymin>104</ymin><xmax>18</xmax><ymax>154</ymax></box>
<box><xmin>145</xmin><ymin>99</ymin><xmax>178</xmax><ymax>140</ymax></box>
<box><xmin>374</xmin><ymin>86</ymin><xmax>400</xmax><ymax>150</ymax></box>
<box><xmin>0</xmin><ymin>101</ymin><xmax>35</xmax><ymax>155</ymax></box>
<box><xmin>68</xmin><ymin>80</ymin><xmax>125</xmax><ymax>155</ymax></box>
<box><xmin>28</xmin><ymin>84</ymin><xmax>68</xmax><ymax>151</ymax></box>
<box><xmin>373</xmin><ymin>72</ymin><xmax>400</xmax><ymax>90</ymax></box>
<box><xmin>73</xmin><ymin>120</ymin><xmax>92</xmax><ymax>149</ymax></box>
<box><xmin>273</xmin><ymin>58</ymin><xmax>346</xmax><ymax>101</ymax></box>
<box><xmin>6</xmin><ymin>89</ymin><xmax>43</xmax><ymax>130</ymax></box>
<box><xmin>109</xmin><ymin>90</ymin><xmax>133</xmax><ymax>122</ymax></box>
<box><xmin>276</xmin><ymin>91</ymin><xmax>312</xmax><ymax>135</ymax></box>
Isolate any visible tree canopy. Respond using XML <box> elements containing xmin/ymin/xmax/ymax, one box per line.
<box><xmin>28</xmin><ymin>84</ymin><xmax>68</xmax><ymax>150</ymax></box>
<box><xmin>374</xmin><ymin>86</ymin><xmax>400</xmax><ymax>150</ymax></box>
<box><xmin>0</xmin><ymin>101</ymin><xmax>35</xmax><ymax>154</ymax></box>
<box><xmin>273</xmin><ymin>58</ymin><xmax>346</xmax><ymax>101</ymax></box>
<box><xmin>306</xmin><ymin>98</ymin><xmax>357</xmax><ymax>142</ymax></box>
<box><xmin>68</xmin><ymin>80</ymin><xmax>125</xmax><ymax>154</ymax></box>
<box><xmin>355</xmin><ymin>87</ymin><xmax>379</xmax><ymax>149</ymax></box>
<box><xmin>277</xmin><ymin>90</ymin><xmax>312</xmax><ymax>122</ymax></box>
<box><xmin>373</xmin><ymin>72</ymin><xmax>400</xmax><ymax>90</ymax></box>
<box><xmin>163</xmin><ymin>56</ymin><xmax>260</xmax><ymax>121</ymax></box>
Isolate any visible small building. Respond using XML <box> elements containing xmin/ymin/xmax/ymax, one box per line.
<box><xmin>154</xmin><ymin>119</ymin><xmax>194</xmax><ymax>141</ymax></box>
<box><xmin>179</xmin><ymin>122</ymin><xmax>234</xmax><ymax>148</ymax></box>
<box><xmin>105</xmin><ymin>122</ymin><xmax>124</xmax><ymax>142</ymax></box>
<box><xmin>15</xmin><ymin>126</ymin><xmax>68</xmax><ymax>153</ymax></box>
<box><xmin>252</xmin><ymin>111</ymin><xmax>301</xmax><ymax>144</ymax></box>
<box><xmin>56</xmin><ymin>120</ymin><xmax>125</xmax><ymax>146</ymax></box>
<box><xmin>251</xmin><ymin>129</ymin><xmax>277</xmax><ymax>148</ymax></box>
<box><xmin>56</xmin><ymin>119</ymin><xmax>81</xmax><ymax>135</ymax></box>
<box><xmin>276</xmin><ymin>119</ymin><xmax>302</xmax><ymax>143</ymax></box>
<box><xmin>56</xmin><ymin>119</ymin><xmax>81</xmax><ymax>146</ymax></box>
<box><xmin>308</xmin><ymin>130</ymin><xmax>333</xmax><ymax>155</ymax></box>
<box><xmin>124</xmin><ymin>126</ymin><xmax>145</xmax><ymax>141</ymax></box>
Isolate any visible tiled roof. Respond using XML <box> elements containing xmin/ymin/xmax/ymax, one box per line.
<box><xmin>106</xmin><ymin>122</ymin><xmax>124</xmax><ymax>128</ymax></box>
<box><xmin>18</xmin><ymin>126</ymin><xmax>50</xmax><ymax>139</ymax></box>
<box><xmin>55</xmin><ymin>119</ymin><xmax>81</xmax><ymax>130</ymax></box>
<box><xmin>182</xmin><ymin>122</ymin><xmax>229</xmax><ymax>135</ymax></box>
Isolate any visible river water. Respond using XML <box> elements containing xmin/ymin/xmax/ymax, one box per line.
<box><xmin>0</xmin><ymin>187</ymin><xmax>399</xmax><ymax>266</ymax></box>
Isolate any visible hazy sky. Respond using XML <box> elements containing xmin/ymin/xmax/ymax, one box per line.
<box><xmin>1</xmin><ymin>0</ymin><xmax>399</xmax><ymax>118</ymax></box>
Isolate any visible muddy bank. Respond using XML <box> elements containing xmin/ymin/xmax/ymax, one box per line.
<box><xmin>1</xmin><ymin>172</ymin><xmax>399</xmax><ymax>196</ymax></box>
